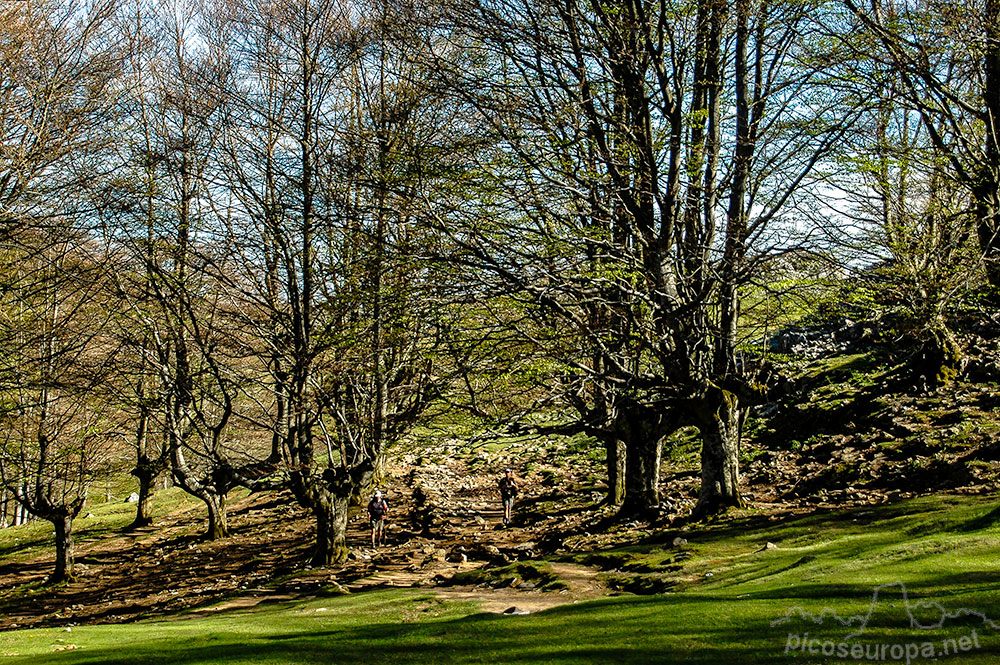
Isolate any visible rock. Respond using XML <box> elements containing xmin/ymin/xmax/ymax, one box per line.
<box><xmin>484</xmin><ymin>545</ymin><xmax>502</xmax><ymax>557</ymax></box>
<box><xmin>125</xmin><ymin>493</ymin><xmax>140</xmax><ymax>503</ymax></box>
<box><xmin>761</xmin><ymin>542</ymin><xmax>778</xmax><ymax>551</ymax></box>
<box><xmin>445</xmin><ymin>550</ymin><xmax>468</xmax><ymax>563</ymax></box>
<box><xmin>503</xmin><ymin>606</ymin><xmax>530</xmax><ymax>615</ymax></box>
<box><xmin>520</xmin><ymin>581</ymin><xmax>537</xmax><ymax>590</ymax></box>
<box><xmin>672</xmin><ymin>536</ymin><xmax>688</xmax><ymax>549</ymax></box>
<box><xmin>84</xmin><ymin>513</ymin><xmax>94</xmax><ymax>519</ymax></box>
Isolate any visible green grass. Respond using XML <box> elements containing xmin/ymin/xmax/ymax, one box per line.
<box><xmin>0</xmin><ymin>486</ymin><xmax>186</xmax><ymax>563</ymax></box>
<box><xmin>3</xmin><ymin>492</ymin><xmax>1000</xmax><ymax>663</ymax></box>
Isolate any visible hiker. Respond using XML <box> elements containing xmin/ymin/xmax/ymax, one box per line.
<box><xmin>368</xmin><ymin>490</ymin><xmax>388</xmax><ymax>547</ymax></box>
<box><xmin>498</xmin><ymin>468</ymin><xmax>519</xmax><ymax>526</ymax></box>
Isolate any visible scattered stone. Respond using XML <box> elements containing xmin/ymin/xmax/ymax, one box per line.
<box><xmin>760</xmin><ymin>542</ymin><xmax>778</xmax><ymax>551</ymax></box>
<box><xmin>503</xmin><ymin>606</ymin><xmax>530</xmax><ymax>615</ymax></box>
<box><xmin>125</xmin><ymin>493</ymin><xmax>140</xmax><ymax>503</ymax></box>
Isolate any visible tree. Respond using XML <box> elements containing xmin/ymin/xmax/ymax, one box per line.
<box><xmin>0</xmin><ymin>0</ymin><xmax>120</xmax><ymax>580</ymax></box>
<box><xmin>0</xmin><ymin>232</ymin><xmax>124</xmax><ymax>582</ymax></box>
<box><xmin>98</xmin><ymin>0</ymin><xmax>271</xmax><ymax>539</ymax></box>
<box><xmin>841</xmin><ymin>0</ymin><xmax>1000</xmax><ymax>293</ymax></box>
<box><xmin>828</xmin><ymin>85</ymin><xmax>978</xmax><ymax>385</ymax></box>
<box><xmin>215</xmin><ymin>0</ymin><xmax>445</xmax><ymax>563</ymax></box>
<box><xmin>435</xmin><ymin>0</ymin><xmax>853</xmax><ymax>516</ymax></box>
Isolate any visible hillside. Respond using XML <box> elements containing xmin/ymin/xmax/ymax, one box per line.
<box><xmin>3</xmin><ymin>338</ymin><xmax>1000</xmax><ymax>661</ymax></box>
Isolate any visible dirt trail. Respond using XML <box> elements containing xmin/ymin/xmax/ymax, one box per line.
<box><xmin>339</xmin><ymin>453</ymin><xmax>609</xmax><ymax>613</ymax></box>
<box><xmin>0</xmin><ymin>444</ymin><xmax>617</xmax><ymax>629</ymax></box>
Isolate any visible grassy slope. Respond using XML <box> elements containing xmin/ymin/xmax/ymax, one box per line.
<box><xmin>3</xmin><ymin>493</ymin><xmax>1000</xmax><ymax>664</ymax></box>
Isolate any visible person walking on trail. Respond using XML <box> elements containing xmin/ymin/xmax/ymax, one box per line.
<box><xmin>368</xmin><ymin>490</ymin><xmax>388</xmax><ymax>547</ymax></box>
<box><xmin>498</xmin><ymin>468</ymin><xmax>519</xmax><ymax>526</ymax></box>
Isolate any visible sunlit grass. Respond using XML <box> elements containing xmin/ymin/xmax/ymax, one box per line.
<box><xmin>2</xmin><ymin>493</ymin><xmax>999</xmax><ymax>664</ymax></box>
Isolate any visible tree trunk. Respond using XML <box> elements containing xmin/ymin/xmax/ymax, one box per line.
<box><xmin>693</xmin><ymin>389</ymin><xmax>744</xmax><ymax>518</ymax></box>
<box><xmin>914</xmin><ymin>318</ymin><xmax>962</xmax><ymax>387</ymax></box>
<box><xmin>605</xmin><ymin>438</ymin><xmax>627</xmax><ymax>506</ymax></box>
<box><xmin>312</xmin><ymin>493</ymin><xmax>350</xmax><ymax>566</ymax></box>
<box><xmin>976</xmin><ymin>192</ymin><xmax>1000</xmax><ymax>292</ymax></box>
<box><xmin>51</xmin><ymin>514</ymin><xmax>75</xmax><ymax>583</ymax></box>
<box><xmin>127</xmin><ymin>460</ymin><xmax>160</xmax><ymax>530</ymax></box>
<box><xmin>619</xmin><ymin>418</ymin><xmax>664</xmax><ymax>516</ymax></box>
<box><xmin>980</xmin><ymin>0</ymin><xmax>1000</xmax><ymax>289</ymax></box>
<box><xmin>15</xmin><ymin>502</ymin><xmax>28</xmax><ymax>526</ymax></box>
<box><xmin>203</xmin><ymin>492</ymin><xmax>230</xmax><ymax>540</ymax></box>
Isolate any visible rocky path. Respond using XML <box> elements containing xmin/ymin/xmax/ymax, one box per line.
<box><xmin>335</xmin><ymin>450</ymin><xmax>608</xmax><ymax>612</ymax></box>
<box><xmin>0</xmin><ymin>440</ymin><xmax>616</xmax><ymax>630</ymax></box>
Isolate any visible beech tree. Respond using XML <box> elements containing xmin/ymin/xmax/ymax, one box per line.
<box><xmin>827</xmin><ymin>85</ymin><xmax>978</xmax><ymax>384</ymax></box>
<box><xmin>215</xmin><ymin>0</ymin><xmax>445</xmax><ymax>563</ymax></box>
<box><xmin>0</xmin><ymin>232</ymin><xmax>123</xmax><ymax>582</ymax></box>
<box><xmin>0</xmin><ymin>0</ymin><xmax>119</xmax><ymax>579</ymax></box>
<box><xmin>436</xmin><ymin>0</ymin><xmax>853</xmax><ymax>516</ymax></box>
<box><xmin>99</xmin><ymin>0</ymin><xmax>274</xmax><ymax>539</ymax></box>
<box><xmin>841</xmin><ymin>0</ymin><xmax>1000</xmax><ymax>293</ymax></box>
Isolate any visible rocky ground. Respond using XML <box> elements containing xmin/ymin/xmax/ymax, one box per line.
<box><xmin>0</xmin><ymin>437</ymin><xmax>624</xmax><ymax>630</ymax></box>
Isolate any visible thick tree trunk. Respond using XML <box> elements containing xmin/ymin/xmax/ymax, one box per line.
<box><xmin>312</xmin><ymin>493</ymin><xmax>350</xmax><ymax>566</ymax></box>
<box><xmin>51</xmin><ymin>514</ymin><xmax>75</xmax><ymax>583</ymax></box>
<box><xmin>914</xmin><ymin>317</ymin><xmax>962</xmax><ymax>387</ymax></box>
<box><xmin>619</xmin><ymin>418</ymin><xmax>665</xmax><ymax>516</ymax></box>
<box><xmin>693</xmin><ymin>389</ymin><xmax>744</xmax><ymax>518</ymax></box>
<box><xmin>605</xmin><ymin>438</ymin><xmax>627</xmax><ymax>506</ymax></box>
<box><xmin>127</xmin><ymin>460</ymin><xmax>160</xmax><ymax>530</ymax></box>
<box><xmin>203</xmin><ymin>492</ymin><xmax>230</xmax><ymax>540</ymax></box>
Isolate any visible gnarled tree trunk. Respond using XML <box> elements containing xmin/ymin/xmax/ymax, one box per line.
<box><xmin>692</xmin><ymin>388</ymin><xmax>744</xmax><ymax>518</ymax></box>
<box><xmin>128</xmin><ymin>454</ymin><xmax>165</xmax><ymax>530</ymax></box>
<box><xmin>312</xmin><ymin>492</ymin><xmax>351</xmax><ymax>566</ymax></box>
<box><xmin>617</xmin><ymin>408</ymin><xmax>671</xmax><ymax>516</ymax></box>
<box><xmin>203</xmin><ymin>492</ymin><xmax>230</xmax><ymax>541</ymax></box>
<box><xmin>51</xmin><ymin>513</ymin><xmax>76</xmax><ymax>583</ymax></box>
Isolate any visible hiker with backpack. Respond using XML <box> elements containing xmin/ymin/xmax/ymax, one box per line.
<box><xmin>368</xmin><ymin>490</ymin><xmax>388</xmax><ymax>547</ymax></box>
<box><xmin>498</xmin><ymin>468</ymin><xmax>518</xmax><ymax>526</ymax></box>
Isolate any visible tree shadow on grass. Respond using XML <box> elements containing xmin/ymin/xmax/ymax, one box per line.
<box><xmin>2</xmin><ymin>597</ymin><xmax>804</xmax><ymax>665</ymax></box>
